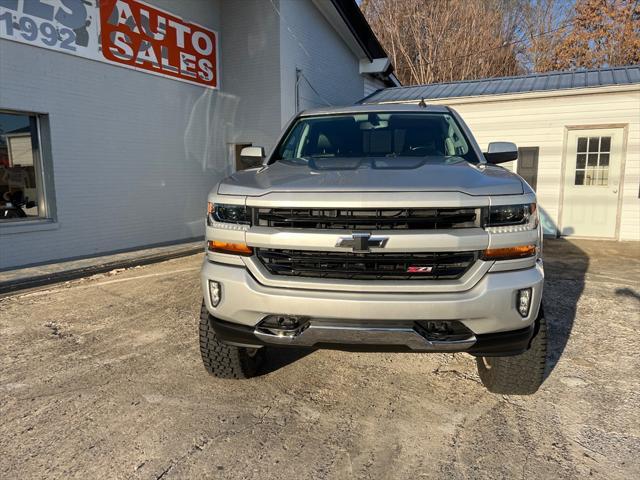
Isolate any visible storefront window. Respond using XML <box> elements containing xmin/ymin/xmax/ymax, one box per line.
<box><xmin>0</xmin><ymin>111</ymin><xmax>45</xmax><ymax>221</ymax></box>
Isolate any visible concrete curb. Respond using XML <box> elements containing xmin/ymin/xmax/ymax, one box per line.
<box><xmin>0</xmin><ymin>246</ymin><xmax>203</xmax><ymax>297</ymax></box>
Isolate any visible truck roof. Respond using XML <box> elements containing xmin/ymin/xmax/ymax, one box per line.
<box><xmin>299</xmin><ymin>103</ymin><xmax>451</xmax><ymax>117</ymax></box>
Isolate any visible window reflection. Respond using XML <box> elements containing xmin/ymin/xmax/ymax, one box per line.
<box><xmin>0</xmin><ymin>112</ymin><xmax>43</xmax><ymax>220</ymax></box>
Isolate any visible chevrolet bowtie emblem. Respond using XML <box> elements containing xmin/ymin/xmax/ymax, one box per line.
<box><xmin>336</xmin><ymin>233</ymin><xmax>389</xmax><ymax>253</ymax></box>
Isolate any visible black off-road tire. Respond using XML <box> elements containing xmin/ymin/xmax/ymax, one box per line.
<box><xmin>476</xmin><ymin>309</ymin><xmax>547</xmax><ymax>395</ymax></box>
<box><xmin>199</xmin><ymin>301</ymin><xmax>265</xmax><ymax>379</ymax></box>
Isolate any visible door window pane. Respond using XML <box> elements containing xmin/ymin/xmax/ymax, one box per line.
<box><xmin>577</xmin><ymin>137</ymin><xmax>587</xmax><ymax>152</ymax></box>
<box><xmin>600</xmin><ymin>136</ymin><xmax>611</xmax><ymax>152</ymax></box>
<box><xmin>585</xmin><ymin>168</ymin><xmax>596</xmax><ymax>185</ymax></box>
<box><xmin>595</xmin><ymin>168</ymin><xmax>604</xmax><ymax>185</ymax></box>
<box><xmin>0</xmin><ymin>112</ymin><xmax>44</xmax><ymax>221</ymax></box>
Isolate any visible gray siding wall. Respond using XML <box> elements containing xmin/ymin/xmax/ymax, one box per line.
<box><xmin>0</xmin><ymin>0</ymin><xmax>224</xmax><ymax>269</ymax></box>
<box><xmin>364</xmin><ymin>76</ymin><xmax>385</xmax><ymax>97</ymax></box>
<box><xmin>279</xmin><ymin>0</ymin><xmax>365</xmax><ymax>124</ymax></box>
<box><xmin>220</xmin><ymin>0</ymin><xmax>282</xmax><ymax>155</ymax></box>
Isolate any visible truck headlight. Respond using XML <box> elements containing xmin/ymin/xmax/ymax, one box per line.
<box><xmin>207</xmin><ymin>203</ymin><xmax>251</xmax><ymax>226</ymax></box>
<box><xmin>485</xmin><ymin>203</ymin><xmax>538</xmax><ymax>233</ymax></box>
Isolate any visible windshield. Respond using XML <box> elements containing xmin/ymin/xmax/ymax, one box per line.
<box><xmin>273</xmin><ymin>112</ymin><xmax>479</xmax><ymax>163</ymax></box>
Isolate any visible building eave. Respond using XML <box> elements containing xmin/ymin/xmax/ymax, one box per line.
<box><xmin>327</xmin><ymin>0</ymin><xmax>387</xmax><ymax>61</ymax></box>
<box><xmin>312</xmin><ymin>0</ymin><xmax>398</xmax><ymax>87</ymax></box>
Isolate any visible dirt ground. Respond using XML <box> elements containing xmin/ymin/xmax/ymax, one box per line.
<box><xmin>1</xmin><ymin>239</ymin><xmax>639</xmax><ymax>479</ymax></box>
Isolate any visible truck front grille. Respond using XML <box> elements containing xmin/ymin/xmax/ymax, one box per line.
<box><xmin>256</xmin><ymin>249</ymin><xmax>478</xmax><ymax>280</ymax></box>
<box><xmin>255</xmin><ymin>208</ymin><xmax>479</xmax><ymax>230</ymax></box>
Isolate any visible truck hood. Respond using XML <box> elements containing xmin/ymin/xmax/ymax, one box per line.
<box><xmin>218</xmin><ymin>157</ymin><xmax>524</xmax><ymax>196</ymax></box>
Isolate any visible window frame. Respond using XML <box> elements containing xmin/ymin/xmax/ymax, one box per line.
<box><xmin>0</xmin><ymin>109</ymin><xmax>56</xmax><ymax>229</ymax></box>
<box><xmin>573</xmin><ymin>135</ymin><xmax>611</xmax><ymax>187</ymax></box>
<box><xmin>516</xmin><ymin>146</ymin><xmax>540</xmax><ymax>191</ymax></box>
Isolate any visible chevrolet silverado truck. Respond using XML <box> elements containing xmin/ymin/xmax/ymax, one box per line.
<box><xmin>199</xmin><ymin>104</ymin><xmax>546</xmax><ymax>395</ymax></box>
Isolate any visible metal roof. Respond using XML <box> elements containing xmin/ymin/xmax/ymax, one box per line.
<box><xmin>361</xmin><ymin>65</ymin><xmax>640</xmax><ymax>104</ymax></box>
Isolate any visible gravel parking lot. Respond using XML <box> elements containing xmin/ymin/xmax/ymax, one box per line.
<box><xmin>1</xmin><ymin>239</ymin><xmax>639</xmax><ymax>479</ymax></box>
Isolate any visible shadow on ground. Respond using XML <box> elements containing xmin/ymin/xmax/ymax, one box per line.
<box><xmin>615</xmin><ymin>287</ymin><xmax>640</xmax><ymax>302</ymax></box>
<box><xmin>542</xmin><ymin>238</ymin><xmax>588</xmax><ymax>381</ymax></box>
<box><xmin>259</xmin><ymin>347</ymin><xmax>313</xmax><ymax>376</ymax></box>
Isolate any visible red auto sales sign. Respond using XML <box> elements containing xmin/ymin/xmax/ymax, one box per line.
<box><xmin>100</xmin><ymin>0</ymin><xmax>218</xmax><ymax>88</ymax></box>
<box><xmin>0</xmin><ymin>0</ymin><xmax>218</xmax><ymax>89</ymax></box>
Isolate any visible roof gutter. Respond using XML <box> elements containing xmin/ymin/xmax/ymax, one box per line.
<box><xmin>328</xmin><ymin>0</ymin><xmax>387</xmax><ymax>61</ymax></box>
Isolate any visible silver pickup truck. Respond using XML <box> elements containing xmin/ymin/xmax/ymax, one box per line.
<box><xmin>199</xmin><ymin>104</ymin><xmax>546</xmax><ymax>395</ymax></box>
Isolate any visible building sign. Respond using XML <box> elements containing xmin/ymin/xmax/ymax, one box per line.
<box><xmin>100</xmin><ymin>0</ymin><xmax>217</xmax><ymax>87</ymax></box>
<box><xmin>0</xmin><ymin>0</ymin><xmax>218</xmax><ymax>88</ymax></box>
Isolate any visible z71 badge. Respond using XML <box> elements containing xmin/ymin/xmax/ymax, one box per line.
<box><xmin>406</xmin><ymin>266</ymin><xmax>433</xmax><ymax>273</ymax></box>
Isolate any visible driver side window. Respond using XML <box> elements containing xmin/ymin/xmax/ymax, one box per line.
<box><xmin>444</xmin><ymin>117</ymin><xmax>469</xmax><ymax>156</ymax></box>
<box><xmin>279</xmin><ymin>122</ymin><xmax>307</xmax><ymax>160</ymax></box>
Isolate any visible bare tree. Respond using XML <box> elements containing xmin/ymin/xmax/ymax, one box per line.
<box><xmin>361</xmin><ymin>0</ymin><xmax>524</xmax><ymax>85</ymax></box>
<box><xmin>517</xmin><ymin>0</ymin><xmax>573</xmax><ymax>72</ymax></box>
<box><xmin>548</xmin><ymin>0</ymin><xmax>640</xmax><ymax>69</ymax></box>
<box><xmin>362</xmin><ymin>0</ymin><xmax>639</xmax><ymax>85</ymax></box>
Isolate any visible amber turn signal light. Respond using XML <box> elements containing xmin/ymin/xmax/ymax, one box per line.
<box><xmin>208</xmin><ymin>240</ymin><xmax>253</xmax><ymax>256</ymax></box>
<box><xmin>481</xmin><ymin>245</ymin><xmax>536</xmax><ymax>260</ymax></box>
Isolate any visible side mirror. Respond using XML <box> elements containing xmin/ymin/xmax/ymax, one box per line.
<box><xmin>240</xmin><ymin>146</ymin><xmax>266</xmax><ymax>169</ymax></box>
<box><xmin>484</xmin><ymin>142</ymin><xmax>518</xmax><ymax>164</ymax></box>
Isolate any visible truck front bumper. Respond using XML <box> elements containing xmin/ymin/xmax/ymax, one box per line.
<box><xmin>201</xmin><ymin>258</ymin><xmax>544</xmax><ymax>354</ymax></box>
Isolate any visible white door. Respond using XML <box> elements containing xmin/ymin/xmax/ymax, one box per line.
<box><xmin>561</xmin><ymin>128</ymin><xmax>623</xmax><ymax>238</ymax></box>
